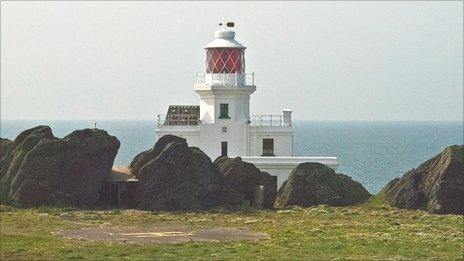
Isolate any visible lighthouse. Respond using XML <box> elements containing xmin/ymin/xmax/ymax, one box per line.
<box><xmin>156</xmin><ymin>23</ymin><xmax>339</xmax><ymax>186</ymax></box>
<box><xmin>194</xmin><ymin>23</ymin><xmax>257</xmax><ymax>157</ymax></box>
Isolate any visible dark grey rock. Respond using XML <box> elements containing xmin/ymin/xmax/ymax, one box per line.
<box><xmin>0</xmin><ymin>138</ymin><xmax>13</xmax><ymax>158</ymax></box>
<box><xmin>274</xmin><ymin>162</ymin><xmax>371</xmax><ymax>209</ymax></box>
<box><xmin>380</xmin><ymin>145</ymin><xmax>463</xmax><ymax>214</ymax></box>
<box><xmin>0</xmin><ymin>126</ymin><xmax>120</xmax><ymax>207</ymax></box>
<box><xmin>130</xmin><ymin>135</ymin><xmax>222</xmax><ymax>211</ymax></box>
<box><xmin>214</xmin><ymin>156</ymin><xmax>277</xmax><ymax>209</ymax></box>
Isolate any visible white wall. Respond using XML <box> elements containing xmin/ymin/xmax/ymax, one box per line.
<box><xmin>199</xmin><ymin>98</ymin><xmax>215</xmax><ymax>123</ymax></box>
<box><xmin>211</xmin><ymin>97</ymin><xmax>250</xmax><ymax>124</ymax></box>
<box><xmin>194</xmin><ymin>83</ymin><xmax>255</xmax><ymax>159</ymax></box>
<box><xmin>248</xmin><ymin>126</ymin><xmax>293</xmax><ymax>156</ymax></box>
<box><xmin>198</xmin><ymin>121</ymin><xmax>247</xmax><ymax>160</ymax></box>
<box><xmin>156</xmin><ymin>126</ymin><xmax>200</xmax><ymax>147</ymax></box>
<box><xmin>194</xmin><ymin>84</ymin><xmax>256</xmax><ymax>125</ymax></box>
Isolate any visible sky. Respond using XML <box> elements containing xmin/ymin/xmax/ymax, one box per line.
<box><xmin>1</xmin><ymin>1</ymin><xmax>463</xmax><ymax>121</ymax></box>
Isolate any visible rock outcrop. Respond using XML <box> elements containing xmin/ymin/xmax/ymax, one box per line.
<box><xmin>214</xmin><ymin>156</ymin><xmax>277</xmax><ymax>209</ymax></box>
<box><xmin>380</xmin><ymin>145</ymin><xmax>463</xmax><ymax>214</ymax></box>
<box><xmin>274</xmin><ymin>162</ymin><xmax>371</xmax><ymax>209</ymax></box>
<box><xmin>0</xmin><ymin>126</ymin><xmax>120</xmax><ymax>207</ymax></box>
<box><xmin>0</xmin><ymin>138</ymin><xmax>13</xmax><ymax>157</ymax></box>
<box><xmin>130</xmin><ymin>135</ymin><xmax>222</xmax><ymax>211</ymax></box>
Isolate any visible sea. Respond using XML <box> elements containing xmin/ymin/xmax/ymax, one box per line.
<box><xmin>1</xmin><ymin>120</ymin><xmax>462</xmax><ymax>194</ymax></box>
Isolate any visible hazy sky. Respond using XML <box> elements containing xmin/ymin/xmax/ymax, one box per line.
<box><xmin>1</xmin><ymin>1</ymin><xmax>463</xmax><ymax>121</ymax></box>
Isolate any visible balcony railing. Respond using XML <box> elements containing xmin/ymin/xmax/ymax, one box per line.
<box><xmin>250</xmin><ymin>115</ymin><xmax>284</xmax><ymax>126</ymax></box>
<box><xmin>157</xmin><ymin>113</ymin><xmax>288</xmax><ymax>127</ymax></box>
<box><xmin>157</xmin><ymin>114</ymin><xmax>199</xmax><ymax>126</ymax></box>
<box><xmin>195</xmin><ymin>73</ymin><xmax>254</xmax><ymax>86</ymax></box>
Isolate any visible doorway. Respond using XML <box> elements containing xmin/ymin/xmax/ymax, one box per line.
<box><xmin>221</xmin><ymin>141</ymin><xmax>228</xmax><ymax>157</ymax></box>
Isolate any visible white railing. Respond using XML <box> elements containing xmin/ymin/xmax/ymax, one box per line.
<box><xmin>157</xmin><ymin>114</ymin><xmax>199</xmax><ymax>126</ymax></box>
<box><xmin>250</xmin><ymin>115</ymin><xmax>283</xmax><ymax>126</ymax></box>
<box><xmin>195</xmin><ymin>73</ymin><xmax>254</xmax><ymax>86</ymax></box>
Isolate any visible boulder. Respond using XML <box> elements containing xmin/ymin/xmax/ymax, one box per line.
<box><xmin>380</xmin><ymin>145</ymin><xmax>463</xmax><ymax>214</ymax></box>
<box><xmin>274</xmin><ymin>162</ymin><xmax>371</xmax><ymax>209</ymax></box>
<box><xmin>130</xmin><ymin>135</ymin><xmax>222</xmax><ymax>211</ymax></box>
<box><xmin>214</xmin><ymin>156</ymin><xmax>277</xmax><ymax>209</ymax></box>
<box><xmin>1</xmin><ymin>126</ymin><xmax>55</xmax><ymax>199</ymax></box>
<box><xmin>0</xmin><ymin>138</ymin><xmax>12</xmax><ymax>157</ymax></box>
<box><xmin>0</xmin><ymin>126</ymin><xmax>120</xmax><ymax>207</ymax></box>
<box><xmin>129</xmin><ymin>134</ymin><xmax>186</xmax><ymax>179</ymax></box>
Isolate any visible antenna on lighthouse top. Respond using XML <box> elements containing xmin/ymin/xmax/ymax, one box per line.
<box><xmin>218</xmin><ymin>21</ymin><xmax>235</xmax><ymax>29</ymax></box>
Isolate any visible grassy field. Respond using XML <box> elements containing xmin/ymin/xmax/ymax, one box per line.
<box><xmin>1</xmin><ymin>196</ymin><xmax>463</xmax><ymax>260</ymax></box>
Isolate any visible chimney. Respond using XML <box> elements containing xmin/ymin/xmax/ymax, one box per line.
<box><xmin>282</xmin><ymin>109</ymin><xmax>292</xmax><ymax>126</ymax></box>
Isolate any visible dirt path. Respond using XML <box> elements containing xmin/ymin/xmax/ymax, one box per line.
<box><xmin>58</xmin><ymin>226</ymin><xmax>269</xmax><ymax>244</ymax></box>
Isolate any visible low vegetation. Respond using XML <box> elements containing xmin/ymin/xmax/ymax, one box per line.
<box><xmin>1</xmin><ymin>196</ymin><xmax>463</xmax><ymax>260</ymax></box>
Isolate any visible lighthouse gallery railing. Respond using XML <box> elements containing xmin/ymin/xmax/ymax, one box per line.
<box><xmin>157</xmin><ymin>114</ymin><xmax>284</xmax><ymax>126</ymax></box>
<box><xmin>250</xmin><ymin>115</ymin><xmax>284</xmax><ymax>126</ymax></box>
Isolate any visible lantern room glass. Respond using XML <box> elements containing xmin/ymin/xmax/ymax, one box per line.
<box><xmin>206</xmin><ymin>48</ymin><xmax>245</xmax><ymax>74</ymax></box>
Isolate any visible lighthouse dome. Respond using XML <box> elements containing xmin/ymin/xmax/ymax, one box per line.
<box><xmin>205</xmin><ymin>29</ymin><xmax>246</xmax><ymax>49</ymax></box>
<box><xmin>215</xmin><ymin>29</ymin><xmax>235</xmax><ymax>38</ymax></box>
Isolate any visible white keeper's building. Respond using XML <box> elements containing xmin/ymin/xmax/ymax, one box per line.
<box><xmin>156</xmin><ymin>23</ymin><xmax>339</xmax><ymax>185</ymax></box>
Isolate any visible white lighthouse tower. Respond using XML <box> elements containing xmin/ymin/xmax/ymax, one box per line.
<box><xmin>195</xmin><ymin>24</ymin><xmax>256</xmax><ymax>158</ymax></box>
<box><xmin>156</xmin><ymin>23</ymin><xmax>339</xmax><ymax>186</ymax></box>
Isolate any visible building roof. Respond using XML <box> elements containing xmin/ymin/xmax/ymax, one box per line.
<box><xmin>167</xmin><ymin>105</ymin><xmax>200</xmax><ymax>115</ymax></box>
<box><xmin>164</xmin><ymin>105</ymin><xmax>200</xmax><ymax>126</ymax></box>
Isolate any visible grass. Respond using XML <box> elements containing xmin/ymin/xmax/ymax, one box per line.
<box><xmin>1</xmin><ymin>196</ymin><xmax>463</xmax><ymax>260</ymax></box>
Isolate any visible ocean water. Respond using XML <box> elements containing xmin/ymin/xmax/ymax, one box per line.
<box><xmin>1</xmin><ymin>120</ymin><xmax>462</xmax><ymax>193</ymax></box>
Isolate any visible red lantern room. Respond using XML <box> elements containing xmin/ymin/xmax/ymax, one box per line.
<box><xmin>205</xmin><ymin>24</ymin><xmax>246</xmax><ymax>74</ymax></box>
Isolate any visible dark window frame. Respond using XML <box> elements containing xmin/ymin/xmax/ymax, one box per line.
<box><xmin>262</xmin><ymin>138</ymin><xmax>275</xmax><ymax>156</ymax></box>
<box><xmin>219</xmin><ymin>103</ymin><xmax>230</xmax><ymax>119</ymax></box>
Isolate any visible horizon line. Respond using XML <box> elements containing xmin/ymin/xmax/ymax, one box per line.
<box><xmin>1</xmin><ymin>118</ymin><xmax>463</xmax><ymax>123</ymax></box>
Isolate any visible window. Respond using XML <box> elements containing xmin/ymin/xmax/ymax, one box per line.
<box><xmin>221</xmin><ymin>126</ymin><xmax>228</xmax><ymax>133</ymax></box>
<box><xmin>262</xmin><ymin>139</ymin><xmax>274</xmax><ymax>156</ymax></box>
<box><xmin>219</xmin><ymin>104</ymin><xmax>229</xmax><ymax>119</ymax></box>
<box><xmin>206</xmin><ymin>48</ymin><xmax>244</xmax><ymax>74</ymax></box>
<box><xmin>221</xmin><ymin>142</ymin><xmax>228</xmax><ymax>157</ymax></box>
